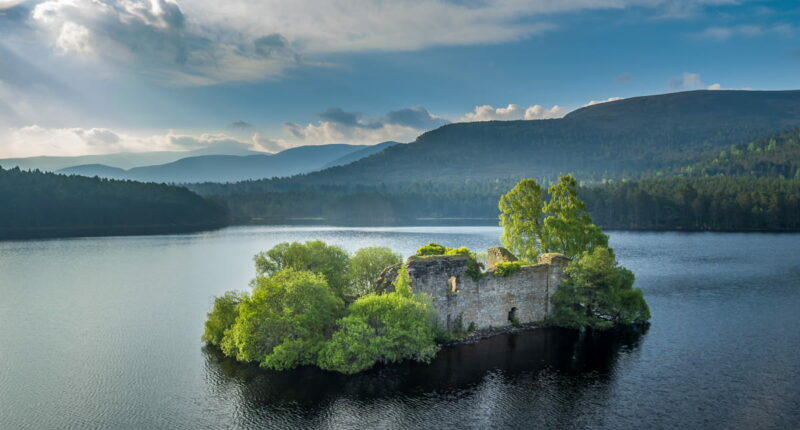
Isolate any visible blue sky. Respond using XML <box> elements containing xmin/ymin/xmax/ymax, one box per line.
<box><xmin>0</xmin><ymin>0</ymin><xmax>798</xmax><ymax>157</ymax></box>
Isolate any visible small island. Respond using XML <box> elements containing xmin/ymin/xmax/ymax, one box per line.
<box><xmin>203</xmin><ymin>175</ymin><xmax>650</xmax><ymax>374</ymax></box>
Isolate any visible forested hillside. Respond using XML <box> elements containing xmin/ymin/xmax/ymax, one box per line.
<box><xmin>0</xmin><ymin>167</ymin><xmax>227</xmax><ymax>239</ymax></box>
<box><xmin>194</xmin><ymin>177</ymin><xmax>800</xmax><ymax>231</ymax></box>
<box><xmin>210</xmin><ymin>90</ymin><xmax>800</xmax><ymax>189</ymax></box>
<box><xmin>674</xmin><ymin>128</ymin><xmax>800</xmax><ymax>179</ymax></box>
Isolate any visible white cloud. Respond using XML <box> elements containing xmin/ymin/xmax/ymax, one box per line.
<box><xmin>670</xmin><ymin>72</ymin><xmax>703</xmax><ymax>90</ymax></box>
<box><xmin>0</xmin><ymin>0</ymin><xmax>25</xmax><ymax>10</ymax></box>
<box><xmin>697</xmin><ymin>23</ymin><xmax>798</xmax><ymax>41</ymax></box>
<box><xmin>669</xmin><ymin>72</ymin><xmax>727</xmax><ymax>91</ymax></box>
<box><xmin>280</xmin><ymin>105</ymin><xmax>453</xmax><ymax>146</ymax></box>
<box><xmin>22</xmin><ymin>0</ymin><xmax>741</xmax><ymax>85</ymax></box>
<box><xmin>0</xmin><ymin>126</ymin><xmax>260</xmax><ymax>158</ymax></box>
<box><xmin>30</xmin><ymin>0</ymin><xmax>298</xmax><ymax>85</ymax></box>
<box><xmin>0</xmin><ymin>104</ymin><xmax>451</xmax><ymax>156</ymax></box>
<box><xmin>583</xmin><ymin>97</ymin><xmax>624</xmax><ymax>107</ymax></box>
<box><xmin>55</xmin><ymin>21</ymin><xmax>92</xmax><ymax>54</ymax></box>
<box><xmin>251</xmin><ymin>132</ymin><xmax>288</xmax><ymax>153</ymax></box>
<box><xmin>458</xmin><ymin>104</ymin><xmax>565</xmax><ymax>122</ymax></box>
<box><xmin>283</xmin><ymin>120</ymin><xmax>421</xmax><ymax>147</ymax></box>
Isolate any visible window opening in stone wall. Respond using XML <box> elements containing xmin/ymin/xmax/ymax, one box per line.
<box><xmin>508</xmin><ymin>307</ymin><xmax>518</xmax><ymax>322</ymax></box>
<box><xmin>448</xmin><ymin>276</ymin><xmax>459</xmax><ymax>294</ymax></box>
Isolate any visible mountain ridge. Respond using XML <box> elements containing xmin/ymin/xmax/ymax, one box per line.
<box><xmin>56</xmin><ymin>143</ymin><xmax>389</xmax><ymax>183</ymax></box>
<box><xmin>228</xmin><ymin>89</ymin><xmax>800</xmax><ymax>188</ymax></box>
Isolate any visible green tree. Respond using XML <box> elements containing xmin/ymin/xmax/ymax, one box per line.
<box><xmin>499</xmin><ymin>178</ymin><xmax>545</xmax><ymax>262</ymax></box>
<box><xmin>253</xmin><ymin>240</ymin><xmax>352</xmax><ymax>297</ymax></box>
<box><xmin>541</xmin><ymin>175</ymin><xmax>608</xmax><ymax>258</ymax></box>
<box><xmin>349</xmin><ymin>246</ymin><xmax>403</xmax><ymax>295</ymax></box>
<box><xmin>220</xmin><ymin>269</ymin><xmax>344</xmax><ymax>370</ymax></box>
<box><xmin>202</xmin><ymin>291</ymin><xmax>243</xmax><ymax>346</ymax></box>
<box><xmin>317</xmin><ymin>270</ymin><xmax>439</xmax><ymax>374</ymax></box>
<box><xmin>549</xmin><ymin>247</ymin><xmax>650</xmax><ymax>330</ymax></box>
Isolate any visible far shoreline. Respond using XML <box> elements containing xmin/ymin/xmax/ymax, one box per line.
<box><xmin>3</xmin><ymin>222</ymin><xmax>800</xmax><ymax>241</ymax></box>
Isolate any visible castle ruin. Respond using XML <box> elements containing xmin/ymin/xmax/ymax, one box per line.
<box><xmin>384</xmin><ymin>247</ymin><xmax>570</xmax><ymax>332</ymax></box>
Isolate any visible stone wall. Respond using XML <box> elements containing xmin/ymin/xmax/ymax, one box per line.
<box><xmin>405</xmin><ymin>250</ymin><xmax>569</xmax><ymax>331</ymax></box>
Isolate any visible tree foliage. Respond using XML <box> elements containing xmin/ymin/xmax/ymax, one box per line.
<box><xmin>202</xmin><ymin>291</ymin><xmax>243</xmax><ymax>346</ymax></box>
<box><xmin>317</xmin><ymin>269</ymin><xmax>439</xmax><ymax>374</ymax></box>
<box><xmin>205</xmin><ymin>245</ymin><xmax>441</xmax><ymax>374</ymax></box>
<box><xmin>550</xmin><ymin>247</ymin><xmax>650</xmax><ymax>330</ymax></box>
<box><xmin>498</xmin><ymin>178</ymin><xmax>545</xmax><ymax>262</ymax></box>
<box><xmin>349</xmin><ymin>246</ymin><xmax>402</xmax><ymax>295</ymax></box>
<box><xmin>220</xmin><ymin>269</ymin><xmax>344</xmax><ymax>370</ymax></box>
<box><xmin>253</xmin><ymin>240</ymin><xmax>351</xmax><ymax>297</ymax></box>
<box><xmin>541</xmin><ymin>175</ymin><xmax>609</xmax><ymax>258</ymax></box>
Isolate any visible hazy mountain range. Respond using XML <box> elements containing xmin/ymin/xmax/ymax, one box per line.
<box><xmin>1</xmin><ymin>142</ymin><xmax>401</xmax><ymax>184</ymax></box>
<box><xmin>0</xmin><ymin>145</ymin><xmax>261</xmax><ymax>172</ymax></box>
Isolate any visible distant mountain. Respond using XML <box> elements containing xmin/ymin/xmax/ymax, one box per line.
<box><xmin>57</xmin><ymin>164</ymin><xmax>128</xmax><ymax>179</ymax></box>
<box><xmin>222</xmin><ymin>90</ymin><xmax>800</xmax><ymax>188</ymax></box>
<box><xmin>58</xmin><ymin>143</ymin><xmax>378</xmax><ymax>183</ymax></box>
<box><xmin>323</xmin><ymin>141</ymin><xmax>401</xmax><ymax>168</ymax></box>
<box><xmin>0</xmin><ymin>146</ymin><xmax>263</xmax><ymax>171</ymax></box>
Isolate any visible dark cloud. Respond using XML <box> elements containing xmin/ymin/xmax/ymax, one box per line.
<box><xmin>254</xmin><ymin>34</ymin><xmax>289</xmax><ymax>57</ymax></box>
<box><xmin>615</xmin><ymin>73</ymin><xmax>633</xmax><ymax>83</ymax></box>
<box><xmin>229</xmin><ymin>121</ymin><xmax>252</xmax><ymax>129</ymax></box>
<box><xmin>318</xmin><ymin>107</ymin><xmax>360</xmax><ymax>126</ymax></box>
<box><xmin>383</xmin><ymin>106</ymin><xmax>449</xmax><ymax>129</ymax></box>
<box><xmin>318</xmin><ymin>106</ymin><xmax>447</xmax><ymax>130</ymax></box>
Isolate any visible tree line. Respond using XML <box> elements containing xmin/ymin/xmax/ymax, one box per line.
<box><xmin>191</xmin><ymin>176</ymin><xmax>800</xmax><ymax>231</ymax></box>
<box><xmin>0</xmin><ymin>167</ymin><xmax>228</xmax><ymax>238</ymax></box>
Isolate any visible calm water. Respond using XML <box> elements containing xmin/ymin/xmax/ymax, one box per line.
<box><xmin>1</xmin><ymin>227</ymin><xmax>799</xmax><ymax>429</ymax></box>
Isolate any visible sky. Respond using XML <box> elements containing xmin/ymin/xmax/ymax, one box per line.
<box><xmin>0</xmin><ymin>0</ymin><xmax>799</xmax><ymax>158</ymax></box>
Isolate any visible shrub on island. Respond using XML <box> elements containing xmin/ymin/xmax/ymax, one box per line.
<box><xmin>218</xmin><ymin>269</ymin><xmax>344</xmax><ymax>370</ymax></box>
<box><xmin>318</xmin><ymin>267</ymin><xmax>439</xmax><ymax>374</ymax></box>
<box><xmin>549</xmin><ymin>247</ymin><xmax>650</xmax><ymax>330</ymax></box>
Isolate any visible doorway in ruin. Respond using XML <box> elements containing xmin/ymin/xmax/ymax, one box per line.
<box><xmin>507</xmin><ymin>307</ymin><xmax>518</xmax><ymax>322</ymax></box>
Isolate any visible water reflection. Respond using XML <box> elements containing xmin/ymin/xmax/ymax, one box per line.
<box><xmin>202</xmin><ymin>326</ymin><xmax>648</xmax><ymax>426</ymax></box>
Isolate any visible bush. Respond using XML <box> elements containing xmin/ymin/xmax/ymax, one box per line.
<box><xmin>220</xmin><ymin>269</ymin><xmax>344</xmax><ymax>370</ymax></box>
<box><xmin>549</xmin><ymin>247</ymin><xmax>650</xmax><ymax>330</ymax></box>
<box><xmin>253</xmin><ymin>241</ymin><xmax>351</xmax><ymax>297</ymax></box>
<box><xmin>349</xmin><ymin>246</ymin><xmax>402</xmax><ymax>295</ymax></box>
<box><xmin>494</xmin><ymin>261</ymin><xmax>523</xmax><ymax>277</ymax></box>
<box><xmin>317</xmin><ymin>288</ymin><xmax>439</xmax><ymax>374</ymax></box>
<box><xmin>202</xmin><ymin>291</ymin><xmax>243</xmax><ymax>346</ymax></box>
<box><xmin>416</xmin><ymin>242</ymin><xmax>447</xmax><ymax>256</ymax></box>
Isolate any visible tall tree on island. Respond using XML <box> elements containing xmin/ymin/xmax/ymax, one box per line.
<box><xmin>541</xmin><ymin>175</ymin><xmax>608</xmax><ymax>259</ymax></box>
<box><xmin>498</xmin><ymin>178</ymin><xmax>545</xmax><ymax>262</ymax></box>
